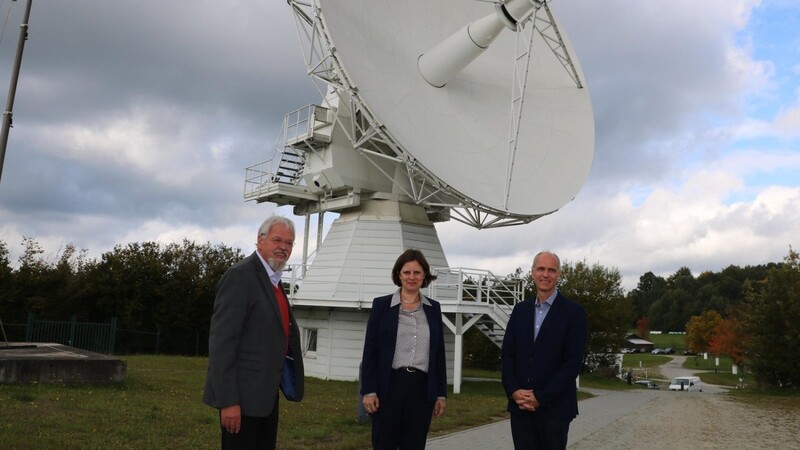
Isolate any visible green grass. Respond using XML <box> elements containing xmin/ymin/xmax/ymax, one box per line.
<box><xmin>3</xmin><ymin>355</ymin><xmax>796</xmax><ymax>448</ymax></box>
<box><xmin>680</xmin><ymin>354</ymin><xmax>737</xmax><ymax>387</ymax></box>
<box><xmin>647</xmin><ymin>333</ymin><xmax>688</xmax><ymax>352</ymax></box>
<box><xmin>0</xmin><ymin>356</ymin><xmax>511</xmax><ymax>450</ymax></box>
<box><xmin>682</xmin><ymin>354</ymin><xmax>733</xmax><ymax>372</ymax></box>
<box><xmin>579</xmin><ymin>373</ymin><xmax>633</xmax><ymax>391</ymax></box>
<box><xmin>0</xmin><ymin>356</ymin><xmax>215</xmax><ymax>450</ymax></box>
<box><xmin>697</xmin><ymin>371</ymin><xmax>741</xmax><ymax>387</ymax></box>
<box><xmin>622</xmin><ymin>353</ymin><xmax>673</xmax><ymax>368</ymax></box>
<box><xmin>462</xmin><ymin>368</ymin><xmax>501</xmax><ymax>379</ymax></box>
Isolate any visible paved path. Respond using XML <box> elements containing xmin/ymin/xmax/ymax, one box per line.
<box><xmin>426</xmin><ymin>388</ymin><xmax>662</xmax><ymax>449</ymax></box>
<box><xmin>427</xmin><ymin>356</ymin><xmax>728</xmax><ymax>449</ymax></box>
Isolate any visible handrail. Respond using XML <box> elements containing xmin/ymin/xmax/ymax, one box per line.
<box><xmin>282</xmin><ymin>263</ymin><xmax>524</xmax><ymax>309</ymax></box>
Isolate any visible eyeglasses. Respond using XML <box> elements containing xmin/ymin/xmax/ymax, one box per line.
<box><xmin>260</xmin><ymin>235</ymin><xmax>294</xmax><ymax>247</ymax></box>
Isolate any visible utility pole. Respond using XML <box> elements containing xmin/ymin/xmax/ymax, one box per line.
<box><xmin>0</xmin><ymin>0</ymin><xmax>33</xmax><ymax>184</ymax></box>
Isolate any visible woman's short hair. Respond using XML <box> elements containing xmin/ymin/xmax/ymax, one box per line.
<box><xmin>391</xmin><ymin>249</ymin><xmax>438</xmax><ymax>288</ymax></box>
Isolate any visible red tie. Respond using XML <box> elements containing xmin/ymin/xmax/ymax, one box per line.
<box><xmin>273</xmin><ymin>283</ymin><xmax>290</xmax><ymax>354</ymax></box>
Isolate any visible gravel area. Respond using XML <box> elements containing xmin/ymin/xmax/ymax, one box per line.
<box><xmin>569</xmin><ymin>390</ymin><xmax>800</xmax><ymax>449</ymax></box>
<box><xmin>571</xmin><ymin>355</ymin><xmax>799</xmax><ymax>450</ymax></box>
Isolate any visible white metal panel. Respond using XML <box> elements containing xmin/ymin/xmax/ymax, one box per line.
<box><xmin>295</xmin><ymin>200</ymin><xmax>448</xmax><ymax>304</ymax></box>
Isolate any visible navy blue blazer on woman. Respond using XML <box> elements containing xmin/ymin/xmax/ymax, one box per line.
<box><xmin>360</xmin><ymin>294</ymin><xmax>448</xmax><ymax>403</ymax></box>
<box><xmin>501</xmin><ymin>292</ymin><xmax>586</xmax><ymax>421</ymax></box>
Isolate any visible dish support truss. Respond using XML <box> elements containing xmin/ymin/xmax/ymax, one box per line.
<box><xmin>270</xmin><ymin>0</ymin><xmax>583</xmax><ymax>230</ymax></box>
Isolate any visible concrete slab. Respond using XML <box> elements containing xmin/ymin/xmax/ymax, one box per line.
<box><xmin>0</xmin><ymin>342</ymin><xmax>126</xmax><ymax>383</ymax></box>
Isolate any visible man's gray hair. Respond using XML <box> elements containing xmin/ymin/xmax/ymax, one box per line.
<box><xmin>532</xmin><ymin>251</ymin><xmax>561</xmax><ymax>271</ymax></box>
<box><xmin>258</xmin><ymin>215</ymin><xmax>295</xmax><ymax>237</ymax></box>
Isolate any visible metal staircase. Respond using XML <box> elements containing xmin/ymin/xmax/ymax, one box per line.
<box><xmin>426</xmin><ymin>268</ymin><xmax>525</xmax><ymax>348</ymax></box>
<box><xmin>273</xmin><ymin>148</ymin><xmax>305</xmax><ymax>185</ymax></box>
<box><xmin>244</xmin><ymin>104</ymin><xmax>332</xmax><ymax>204</ymax></box>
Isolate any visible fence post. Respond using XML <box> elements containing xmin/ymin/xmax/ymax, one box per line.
<box><xmin>68</xmin><ymin>315</ymin><xmax>77</xmax><ymax>346</ymax></box>
<box><xmin>155</xmin><ymin>326</ymin><xmax>161</xmax><ymax>355</ymax></box>
<box><xmin>25</xmin><ymin>313</ymin><xmax>34</xmax><ymax>341</ymax></box>
<box><xmin>109</xmin><ymin>317</ymin><xmax>117</xmax><ymax>355</ymax></box>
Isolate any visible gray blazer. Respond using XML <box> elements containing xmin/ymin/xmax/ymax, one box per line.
<box><xmin>203</xmin><ymin>252</ymin><xmax>304</xmax><ymax>416</ymax></box>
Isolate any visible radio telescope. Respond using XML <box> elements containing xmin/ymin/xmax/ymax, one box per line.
<box><xmin>244</xmin><ymin>0</ymin><xmax>594</xmax><ymax>305</ymax></box>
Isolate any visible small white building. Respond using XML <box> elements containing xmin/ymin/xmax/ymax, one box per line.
<box><xmin>624</xmin><ymin>333</ymin><xmax>655</xmax><ymax>353</ymax></box>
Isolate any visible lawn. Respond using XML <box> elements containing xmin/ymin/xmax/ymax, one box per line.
<box><xmin>0</xmin><ymin>356</ymin><xmax>511</xmax><ymax>450</ymax></box>
<box><xmin>647</xmin><ymin>333</ymin><xmax>688</xmax><ymax>353</ymax></box>
<box><xmin>3</xmin><ymin>355</ymin><xmax>792</xmax><ymax>448</ymax></box>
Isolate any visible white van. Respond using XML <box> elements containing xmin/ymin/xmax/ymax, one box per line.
<box><xmin>669</xmin><ymin>376</ymin><xmax>702</xmax><ymax>391</ymax></box>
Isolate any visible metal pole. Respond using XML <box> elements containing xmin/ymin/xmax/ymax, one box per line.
<box><xmin>302</xmin><ymin>214</ymin><xmax>310</xmax><ymax>278</ymax></box>
<box><xmin>0</xmin><ymin>0</ymin><xmax>33</xmax><ymax>183</ymax></box>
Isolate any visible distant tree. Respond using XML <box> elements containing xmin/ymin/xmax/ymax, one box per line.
<box><xmin>0</xmin><ymin>237</ymin><xmax>246</xmax><ymax>354</ymax></box>
<box><xmin>463</xmin><ymin>327</ymin><xmax>500</xmax><ymax>371</ymax></box>
<box><xmin>506</xmin><ymin>265</ymin><xmax>536</xmax><ymax>299</ymax></box>
<box><xmin>636</xmin><ymin>316</ymin><xmax>650</xmax><ymax>339</ymax></box>
<box><xmin>85</xmin><ymin>241</ymin><xmax>167</xmax><ymax>330</ymax></box>
<box><xmin>649</xmin><ymin>288</ymin><xmax>693</xmax><ymax>332</ymax></box>
<box><xmin>11</xmin><ymin>237</ymin><xmax>52</xmax><ymax>321</ymax></box>
<box><xmin>0</xmin><ymin>240</ymin><xmax>14</xmax><ymax>322</ymax></box>
<box><xmin>627</xmin><ymin>271</ymin><xmax>666</xmax><ymax>323</ymax></box>
<box><xmin>685</xmin><ymin>310</ymin><xmax>723</xmax><ymax>354</ymax></box>
<box><xmin>708</xmin><ymin>314</ymin><xmax>745</xmax><ymax>366</ymax></box>
<box><xmin>667</xmin><ymin>267</ymin><xmax>697</xmax><ymax>292</ymax></box>
<box><xmin>742</xmin><ymin>248</ymin><xmax>800</xmax><ymax>388</ymax></box>
<box><xmin>558</xmin><ymin>260</ymin><xmax>632</xmax><ymax>369</ymax></box>
<box><xmin>0</xmin><ymin>240</ymin><xmax>10</xmax><ymax>278</ymax></box>
<box><xmin>156</xmin><ymin>240</ymin><xmax>243</xmax><ymax>354</ymax></box>
<box><xmin>0</xmin><ymin>240</ymin><xmax>11</xmax><ymax>283</ymax></box>
<box><xmin>716</xmin><ymin>270</ymin><xmax>746</xmax><ymax>307</ymax></box>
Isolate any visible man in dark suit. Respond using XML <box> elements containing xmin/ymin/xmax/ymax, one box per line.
<box><xmin>501</xmin><ymin>251</ymin><xmax>586</xmax><ymax>450</ymax></box>
<box><xmin>203</xmin><ymin>216</ymin><xmax>304</xmax><ymax>450</ymax></box>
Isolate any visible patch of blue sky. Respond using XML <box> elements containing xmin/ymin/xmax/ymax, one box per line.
<box><xmin>741</xmin><ymin>2</ymin><xmax>800</xmax><ymax>117</ymax></box>
<box><xmin>728</xmin><ymin>135</ymin><xmax>782</xmax><ymax>151</ymax></box>
<box><xmin>627</xmin><ymin>186</ymin><xmax>653</xmax><ymax>209</ymax></box>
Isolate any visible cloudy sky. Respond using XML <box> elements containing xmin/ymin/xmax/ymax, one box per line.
<box><xmin>0</xmin><ymin>0</ymin><xmax>798</xmax><ymax>291</ymax></box>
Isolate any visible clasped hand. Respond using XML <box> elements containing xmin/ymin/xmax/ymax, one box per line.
<box><xmin>512</xmin><ymin>389</ymin><xmax>539</xmax><ymax>412</ymax></box>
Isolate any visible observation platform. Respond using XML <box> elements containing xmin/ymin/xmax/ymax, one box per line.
<box><xmin>0</xmin><ymin>342</ymin><xmax>126</xmax><ymax>384</ymax></box>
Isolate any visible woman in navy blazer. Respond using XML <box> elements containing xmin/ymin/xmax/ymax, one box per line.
<box><xmin>360</xmin><ymin>249</ymin><xmax>448</xmax><ymax>449</ymax></box>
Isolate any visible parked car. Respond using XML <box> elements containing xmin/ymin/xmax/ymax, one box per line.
<box><xmin>620</xmin><ymin>348</ymin><xmax>634</xmax><ymax>354</ymax></box>
<box><xmin>634</xmin><ymin>380</ymin><xmax>660</xmax><ymax>389</ymax></box>
<box><xmin>663</xmin><ymin>347</ymin><xmax>675</xmax><ymax>354</ymax></box>
<box><xmin>651</xmin><ymin>348</ymin><xmax>664</xmax><ymax>355</ymax></box>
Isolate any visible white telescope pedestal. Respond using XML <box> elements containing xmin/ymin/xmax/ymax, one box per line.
<box><xmin>295</xmin><ymin>199</ymin><xmax>449</xmax><ymax>306</ymax></box>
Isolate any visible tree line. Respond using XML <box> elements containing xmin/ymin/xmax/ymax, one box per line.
<box><xmin>679</xmin><ymin>249</ymin><xmax>799</xmax><ymax>389</ymax></box>
<box><xmin>0</xmin><ymin>237</ymin><xmax>243</xmax><ymax>354</ymax></box>
<box><xmin>1</xmin><ymin>237</ymin><xmax>797</xmax><ymax>388</ymax></box>
<box><xmin>465</xmin><ymin>249</ymin><xmax>799</xmax><ymax>390</ymax></box>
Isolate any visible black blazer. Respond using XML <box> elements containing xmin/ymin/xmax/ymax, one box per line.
<box><xmin>203</xmin><ymin>252</ymin><xmax>304</xmax><ymax>416</ymax></box>
<box><xmin>501</xmin><ymin>292</ymin><xmax>586</xmax><ymax>421</ymax></box>
<box><xmin>360</xmin><ymin>294</ymin><xmax>447</xmax><ymax>403</ymax></box>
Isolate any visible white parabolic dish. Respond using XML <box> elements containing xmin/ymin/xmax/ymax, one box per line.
<box><xmin>316</xmin><ymin>0</ymin><xmax>595</xmax><ymax>216</ymax></box>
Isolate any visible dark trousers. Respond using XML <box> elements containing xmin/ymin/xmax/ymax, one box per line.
<box><xmin>220</xmin><ymin>397</ymin><xmax>279</xmax><ymax>450</ymax></box>
<box><xmin>510</xmin><ymin>413</ymin><xmax>570</xmax><ymax>450</ymax></box>
<box><xmin>371</xmin><ymin>369</ymin><xmax>435</xmax><ymax>449</ymax></box>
